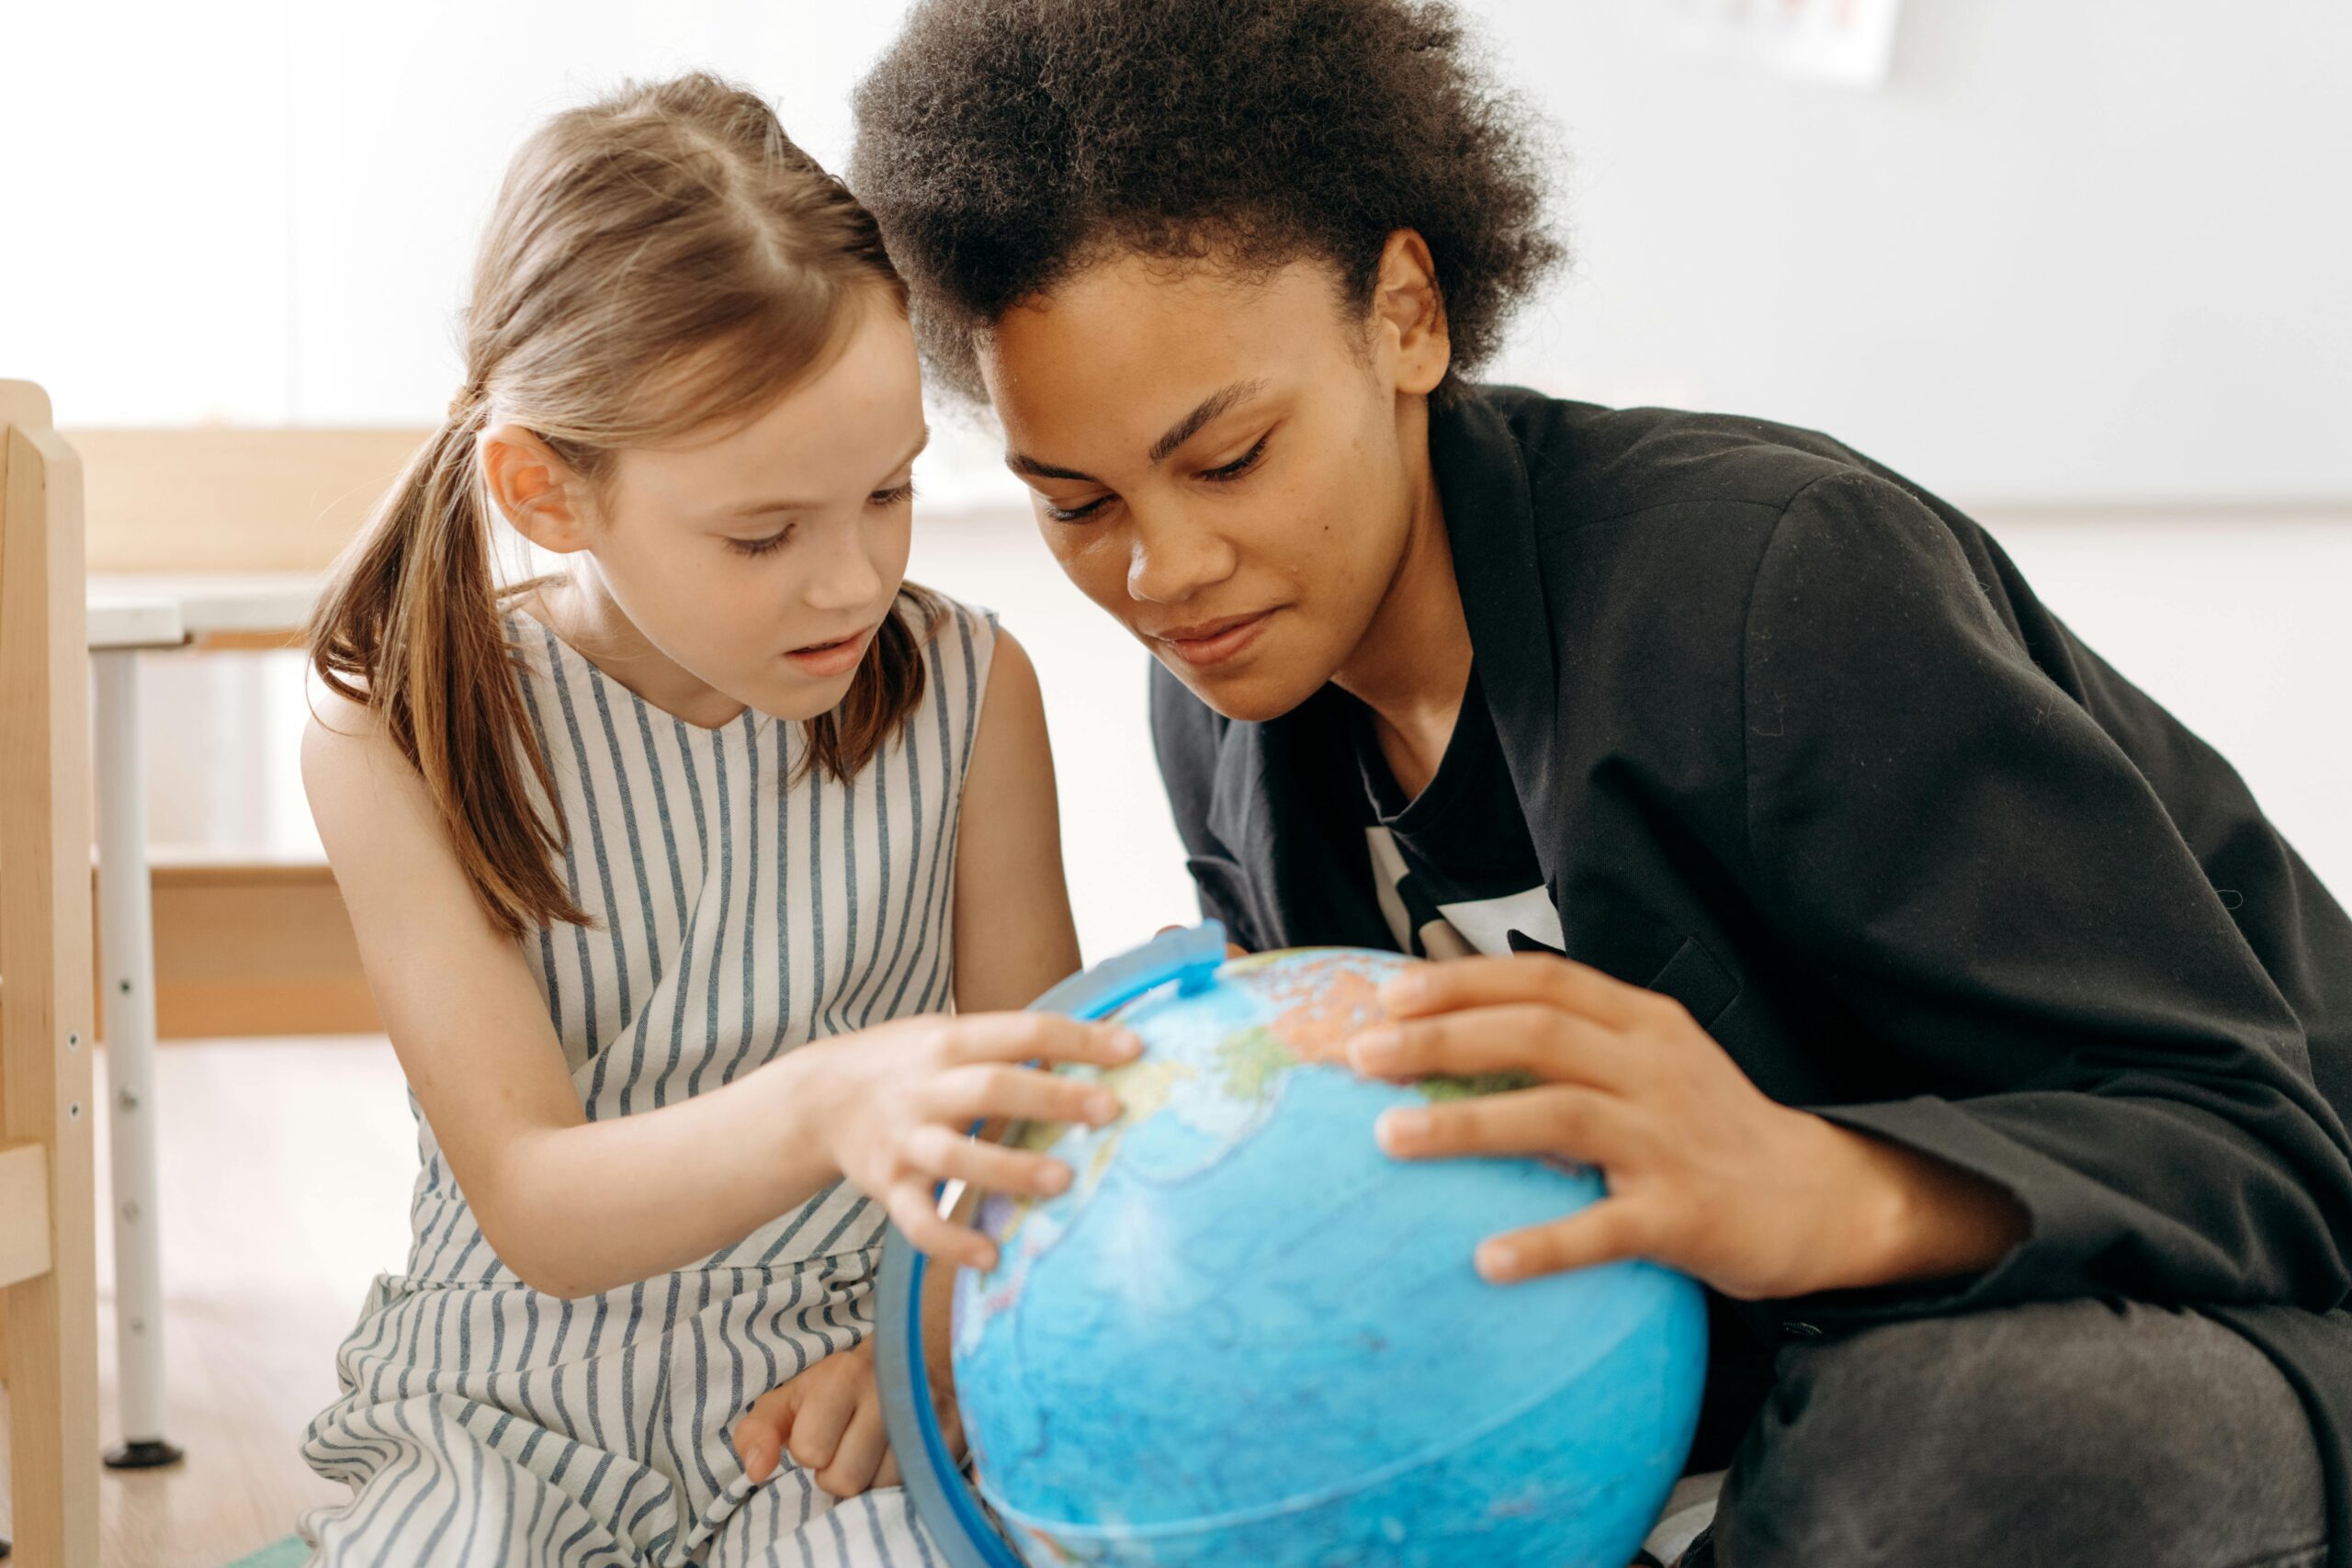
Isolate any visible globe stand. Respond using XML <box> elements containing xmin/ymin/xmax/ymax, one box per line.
<box><xmin>874</xmin><ymin>923</ymin><xmax>1228</xmax><ymax>1565</ymax></box>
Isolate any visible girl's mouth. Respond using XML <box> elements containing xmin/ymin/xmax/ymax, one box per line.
<box><xmin>785</xmin><ymin>626</ymin><xmax>874</xmax><ymax>678</ymax></box>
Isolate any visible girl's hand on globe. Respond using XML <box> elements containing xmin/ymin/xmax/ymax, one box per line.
<box><xmin>803</xmin><ymin>1012</ymin><xmax>1142</xmax><ymax>1271</ymax></box>
<box><xmin>1345</xmin><ymin>955</ymin><xmax>2026</xmax><ymax>1301</ymax></box>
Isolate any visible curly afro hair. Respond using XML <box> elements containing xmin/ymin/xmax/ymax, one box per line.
<box><xmin>848</xmin><ymin>0</ymin><xmax>1566</xmax><ymax>406</ymax></box>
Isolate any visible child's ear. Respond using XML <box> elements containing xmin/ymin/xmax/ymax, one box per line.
<box><xmin>479</xmin><ymin>423</ymin><xmax>594</xmax><ymax>555</ymax></box>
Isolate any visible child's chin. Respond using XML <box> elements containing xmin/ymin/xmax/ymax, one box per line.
<box><xmin>760</xmin><ymin>671</ymin><xmax>860</xmax><ymax>722</ymax></box>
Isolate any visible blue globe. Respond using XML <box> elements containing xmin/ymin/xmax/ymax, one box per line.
<box><xmin>948</xmin><ymin>945</ymin><xmax>1708</xmax><ymax>1567</ymax></box>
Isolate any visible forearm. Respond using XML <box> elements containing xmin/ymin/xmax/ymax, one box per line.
<box><xmin>479</xmin><ymin>1050</ymin><xmax>842</xmax><ymax>1297</ymax></box>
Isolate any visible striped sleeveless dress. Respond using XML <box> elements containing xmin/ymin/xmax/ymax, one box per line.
<box><xmin>300</xmin><ymin>594</ymin><xmax>997</xmax><ymax>1567</ymax></box>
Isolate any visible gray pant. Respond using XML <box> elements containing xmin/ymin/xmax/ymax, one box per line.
<box><xmin>1685</xmin><ymin>1298</ymin><xmax>2330</xmax><ymax>1568</ymax></box>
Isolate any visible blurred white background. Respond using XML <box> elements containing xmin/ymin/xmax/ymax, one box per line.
<box><xmin>5</xmin><ymin>0</ymin><xmax>2349</xmax><ymax>962</ymax></box>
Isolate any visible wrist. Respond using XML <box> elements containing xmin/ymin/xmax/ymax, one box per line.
<box><xmin>755</xmin><ymin>1043</ymin><xmax>847</xmax><ymax>1195</ymax></box>
<box><xmin>1806</xmin><ymin>1115</ymin><xmax>2028</xmax><ymax>1294</ymax></box>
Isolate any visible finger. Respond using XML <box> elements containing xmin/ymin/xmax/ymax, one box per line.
<box><xmin>933</xmin><ymin>1376</ymin><xmax>967</xmax><ymax>1463</ymax></box>
<box><xmin>1349</xmin><ymin>1005</ymin><xmax>1638</xmax><ymax>1092</ymax></box>
<box><xmin>902</xmin><ymin>1125</ymin><xmax>1075</xmax><ymax>1199</ymax></box>
<box><xmin>929</xmin><ymin>1063</ymin><xmax>1122</xmax><ymax>1129</ymax></box>
<box><xmin>887</xmin><ymin>1183</ymin><xmax>1000</xmax><ymax>1273</ymax></box>
<box><xmin>816</xmin><ymin>1396</ymin><xmax>891</xmax><ymax>1498</ymax></box>
<box><xmin>941</xmin><ymin>1012</ymin><xmax>1143</xmax><ymax>1068</ymax></box>
<box><xmin>732</xmin><ymin>1385</ymin><xmax>797</xmax><ymax>1485</ymax></box>
<box><xmin>786</xmin><ymin>1367</ymin><xmax>860</xmax><ymax>1475</ymax></box>
<box><xmin>1379</xmin><ymin>954</ymin><xmax>1652</xmax><ymax>1031</ymax></box>
<box><xmin>1476</xmin><ymin>1200</ymin><xmax>1654</xmax><ymax>1284</ymax></box>
<box><xmin>1375</xmin><ymin>1087</ymin><xmax>1644</xmax><ymax>1169</ymax></box>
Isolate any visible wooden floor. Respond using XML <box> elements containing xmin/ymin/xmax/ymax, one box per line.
<box><xmin>1</xmin><ymin>1036</ymin><xmax>417</xmax><ymax>1567</ymax></box>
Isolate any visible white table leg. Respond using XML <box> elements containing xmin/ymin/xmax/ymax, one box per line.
<box><xmin>91</xmin><ymin>648</ymin><xmax>183</xmax><ymax>1469</ymax></box>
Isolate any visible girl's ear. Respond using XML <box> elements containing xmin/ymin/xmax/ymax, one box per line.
<box><xmin>479</xmin><ymin>423</ymin><xmax>595</xmax><ymax>554</ymax></box>
<box><xmin>1372</xmin><ymin>229</ymin><xmax>1452</xmax><ymax>399</ymax></box>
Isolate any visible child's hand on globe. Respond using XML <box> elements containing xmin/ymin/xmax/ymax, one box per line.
<box><xmin>803</xmin><ymin>1011</ymin><xmax>1141</xmax><ymax>1271</ymax></box>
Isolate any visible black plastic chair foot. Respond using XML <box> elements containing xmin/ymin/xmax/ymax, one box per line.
<box><xmin>105</xmin><ymin>1437</ymin><xmax>187</xmax><ymax>1470</ymax></box>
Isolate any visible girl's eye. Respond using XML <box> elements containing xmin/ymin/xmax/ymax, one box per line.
<box><xmin>1201</xmin><ymin>434</ymin><xmax>1270</xmax><ymax>483</ymax></box>
<box><xmin>727</xmin><ymin>525</ymin><xmax>795</xmax><ymax>558</ymax></box>
<box><xmin>870</xmin><ymin>481</ymin><xmax>917</xmax><ymax>508</ymax></box>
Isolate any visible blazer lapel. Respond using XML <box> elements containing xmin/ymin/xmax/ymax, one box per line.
<box><xmin>1431</xmin><ymin>390</ymin><xmax>1567</xmax><ymax>895</ymax></box>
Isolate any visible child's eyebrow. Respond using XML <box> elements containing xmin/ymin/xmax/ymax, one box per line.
<box><xmin>718</xmin><ymin>428</ymin><xmax>931</xmax><ymax>518</ymax></box>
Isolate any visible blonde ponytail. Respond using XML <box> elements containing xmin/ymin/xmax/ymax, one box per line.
<box><xmin>310</xmin><ymin>401</ymin><xmax>587</xmax><ymax>936</ymax></box>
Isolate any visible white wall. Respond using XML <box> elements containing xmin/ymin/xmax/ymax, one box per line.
<box><xmin>8</xmin><ymin>0</ymin><xmax>2346</xmax><ymax>504</ymax></box>
<box><xmin>1479</xmin><ymin>0</ymin><xmax>2352</xmax><ymax>505</ymax></box>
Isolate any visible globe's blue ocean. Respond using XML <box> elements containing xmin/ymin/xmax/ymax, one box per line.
<box><xmin>950</xmin><ymin>950</ymin><xmax>1708</xmax><ymax>1566</ymax></box>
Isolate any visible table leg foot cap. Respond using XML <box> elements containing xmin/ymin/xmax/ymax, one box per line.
<box><xmin>106</xmin><ymin>1438</ymin><xmax>187</xmax><ymax>1470</ymax></box>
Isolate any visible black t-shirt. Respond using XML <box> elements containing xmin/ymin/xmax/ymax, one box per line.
<box><xmin>1341</xmin><ymin>666</ymin><xmax>1564</xmax><ymax>960</ymax></box>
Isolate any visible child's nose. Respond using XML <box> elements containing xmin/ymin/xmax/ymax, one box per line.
<box><xmin>804</xmin><ymin>528</ymin><xmax>888</xmax><ymax>612</ymax></box>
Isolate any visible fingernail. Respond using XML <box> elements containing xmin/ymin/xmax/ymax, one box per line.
<box><xmin>1376</xmin><ymin>1108</ymin><xmax>1428</xmax><ymax>1151</ymax></box>
<box><xmin>1042</xmin><ymin>1163</ymin><xmax>1071</xmax><ymax>1194</ymax></box>
<box><xmin>1086</xmin><ymin>1090</ymin><xmax>1119</xmax><ymax>1122</ymax></box>
<box><xmin>1380</xmin><ymin>972</ymin><xmax>1428</xmax><ymax>1010</ymax></box>
<box><xmin>1351</xmin><ymin>1029</ymin><xmax>1401</xmax><ymax>1070</ymax></box>
<box><xmin>1111</xmin><ymin>1030</ymin><xmax>1144</xmax><ymax>1058</ymax></box>
<box><xmin>1477</xmin><ymin>1241</ymin><xmax>1521</xmax><ymax>1280</ymax></box>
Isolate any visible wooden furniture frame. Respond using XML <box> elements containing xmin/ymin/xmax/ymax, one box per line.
<box><xmin>1</xmin><ymin>380</ymin><xmax>101</xmax><ymax>1565</ymax></box>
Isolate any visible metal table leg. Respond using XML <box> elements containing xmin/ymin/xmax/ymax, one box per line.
<box><xmin>90</xmin><ymin>647</ymin><xmax>183</xmax><ymax>1471</ymax></box>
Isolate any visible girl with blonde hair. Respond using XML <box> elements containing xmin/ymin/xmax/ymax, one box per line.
<box><xmin>297</xmin><ymin>72</ymin><xmax>1125</xmax><ymax>1564</ymax></box>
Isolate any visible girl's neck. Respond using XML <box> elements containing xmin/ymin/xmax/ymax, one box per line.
<box><xmin>528</xmin><ymin>570</ymin><xmax>751</xmax><ymax>731</ymax></box>
<box><xmin>1329</xmin><ymin>429</ymin><xmax>1474</xmax><ymax>801</ymax></box>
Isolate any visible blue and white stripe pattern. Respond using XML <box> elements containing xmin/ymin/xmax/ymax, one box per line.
<box><xmin>300</xmin><ymin>594</ymin><xmax>998</xmax><ymax>1566</ymax></box>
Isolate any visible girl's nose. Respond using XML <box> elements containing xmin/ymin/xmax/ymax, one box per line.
<box><xmin>803</xmin><ymin>522</ymin><xmax>888</xmax><ymax>613</ymax></box>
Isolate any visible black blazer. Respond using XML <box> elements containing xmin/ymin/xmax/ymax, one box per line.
<box><xmin>1151</xmin><ymin>384</ymin><xmax>2352</xmax><ymax>1553</ymax></box>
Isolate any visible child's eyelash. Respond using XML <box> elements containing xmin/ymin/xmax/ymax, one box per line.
<box><xmin>729</xmin><ymin>525</ymin><xmax>794</xmax><ymax>558</ymax></box>
<box><xmin>727</xmin><ymin>485</ymin><xmax>911</xmax><ymax>558</ymax></box>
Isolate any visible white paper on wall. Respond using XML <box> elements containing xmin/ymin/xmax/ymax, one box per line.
<box><xmin>1674</xmin><ymin>0</ymin><xmax>1905</xmax><ymax>88</ymax></box>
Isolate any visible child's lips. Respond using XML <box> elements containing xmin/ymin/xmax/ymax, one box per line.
<box><xmin>785</xmin><ymin>625</ymin><xmax>875</xmax><ymax>677</ymax></box>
